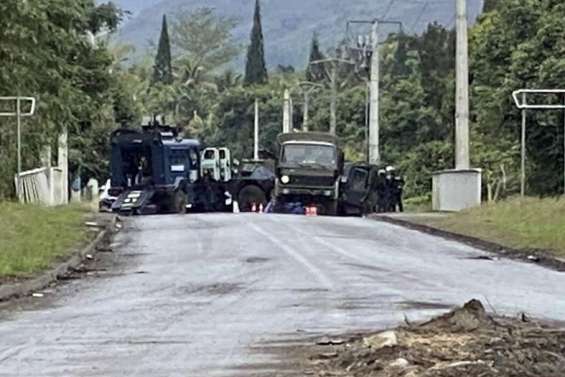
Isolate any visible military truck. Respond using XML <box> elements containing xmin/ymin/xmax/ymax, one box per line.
<box><xmin>273</xmin><ymin>132</ymin><xmax>344</xmax><ymax>216</ymax></box>
<box><xmin>198</xmin><ymin>147</ymin><xmax>274</xmax><ymax>212</ymax></box>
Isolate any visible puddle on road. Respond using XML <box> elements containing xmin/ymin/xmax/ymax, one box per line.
<box><xmin>396</xmin><ymin>301</ymin><xmax>453</xmax><ymax>310</ymax></box>
<box><xmin>245</xmin><ymin>257</ymin><xmax>271</xmax><ymax>264</ymax></box>
<box><xmin>176</xmin><ymin>282</ymin><xmax>244</xmax><ymax>297</ymax></box>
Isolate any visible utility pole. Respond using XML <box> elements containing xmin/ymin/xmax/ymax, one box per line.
<box><xmin>346</xmin><ymin>19</ymin><xmax>402</xmax><ymax>165</ymax></box>
<box><xmin>254</xmin><ymin>98</ymin><xmax>260</xmax><ymax>160</ymax></box>
<box><xmin>455</xmin><ymin>0</ymin><xmax>470</xmax><ymax>170</ymax></box>
<box><xmin>282</xmin><ymin>89</ymin><xmax>292</xmax><ymax>133</ymax></box>
<box><xmin>368</xmin><ymin>21</ymin><xmax>380</xmax><ymax>165</ymax></box>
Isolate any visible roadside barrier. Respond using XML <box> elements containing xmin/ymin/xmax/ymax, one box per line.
<box><xmin>15</xmin><ymin>167</ymin><xmax>65</xmax><ymax>206</ymax></box>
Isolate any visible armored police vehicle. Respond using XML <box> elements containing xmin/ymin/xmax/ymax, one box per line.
<box><xmin>109</xmin><ymin>123</ymin><xmax>201</xmax><ymax>215</ymax></box>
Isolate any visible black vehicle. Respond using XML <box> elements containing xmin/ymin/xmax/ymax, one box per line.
<box><xmin>109</xmin><ymin>124</ymin><xmax>201</xmax><ymax>215</ymax></box>
<box><xmin>230</xmin><ymin>158</ymin><xmax>275</xmax><ymax>212</ymax></box>
<box><xmin>273</xmin><ymin>132</ymin><xmax>344</xmax><ymax>216</ymax></box>
<box><xmin>339</xmin><ymin>163</ymin><xmax>383</xmax><ymax>216</ymax></box>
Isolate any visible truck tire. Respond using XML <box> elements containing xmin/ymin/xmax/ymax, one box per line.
<box><xmin>238</xmin><ymin>185</ymin><xmax>266</xmax><ymax>212</ymax></box>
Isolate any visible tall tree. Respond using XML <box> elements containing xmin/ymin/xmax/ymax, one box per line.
<box><xmin>482</xmin><ymin>0</ymin><xmax>500</xmax><ymax>13</ymax></box>
<box><xmin>305</xmin><ymin>33</ymin><xmax>327</xmax><ymax>82</ymax></box>
<box><xmin>171</xmin><ymin>7</ymin><xmax>239</xmax><ymax>84</ymax></box>
<box><xmin>153</xmin><ymin>15</ymin><xmax>173</xmax><ymax>85</ymax></box>
<box><xmin>244</xmin><ymin>0</ymin><xmax>268</xmax><ymax>85</ymax></box>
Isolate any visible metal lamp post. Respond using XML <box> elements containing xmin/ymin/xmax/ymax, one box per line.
<box><xmin>0</xmin><ymin>97</ymin><xmax>37</xmax><ymax>198</ymax></box>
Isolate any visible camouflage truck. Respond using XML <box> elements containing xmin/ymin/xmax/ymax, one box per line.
<box><xmin>273</xmin><ymin>132</ymin><xmax>344</xmax><ymax>216</ymax></box>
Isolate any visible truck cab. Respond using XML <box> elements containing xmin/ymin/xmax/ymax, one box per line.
<box><xmin>274</xmin><ymin>132</ymin><xmax>344</xmax><ymax>215</ymax></box>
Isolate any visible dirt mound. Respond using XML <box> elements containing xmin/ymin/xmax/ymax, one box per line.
<box><xmin>303</xmin><ymin>300</ymin><xmax>565</xmax><ymax>377</ymax></box>
<box><xmin>418</xmin><ymin>299</ymin><xmax>495</xmax><ymax>332</ymax></box>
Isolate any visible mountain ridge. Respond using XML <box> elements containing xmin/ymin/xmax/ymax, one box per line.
<box><xmin>106</xmin><ymin>0</ymin><xmax>484</xmax><ymax>69</ymax></box>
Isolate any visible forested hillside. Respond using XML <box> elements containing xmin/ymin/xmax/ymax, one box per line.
<box><xmin>109</xmin><ymin>0</ymin><xmax>483</xmax><ymax>68</ymax></box>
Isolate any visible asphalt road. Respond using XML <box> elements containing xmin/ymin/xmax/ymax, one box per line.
<box><xmin>1</xmin><ymin>214</ymin><xmax>565</xmax><ymax>376</ymax></box>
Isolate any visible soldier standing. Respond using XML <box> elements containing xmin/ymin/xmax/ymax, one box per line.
<box><xmin>393</xmin><ymin>175</ymin><xmax>405</xmax><ymax>212</ymax></box>
<box><xmin>376</xmin><ymin>169</ymin><xmax>388</xmax><ymax>213</ymax></box>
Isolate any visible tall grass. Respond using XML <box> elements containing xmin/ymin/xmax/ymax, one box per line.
<box><xmin>434</xmin><ymin>197</ymin><xmax>565</xmax><ymax>256</ymax></box>
<box><xmin>0</xmin><ymin>203</ymin><xmax>88</xmax><ymax>278</ymax></box>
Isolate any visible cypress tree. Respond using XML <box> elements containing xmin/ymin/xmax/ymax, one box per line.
<box><xmin>305</xmin><ymin>33</ymin><xmax>326</xmax><ymax>82</ymax></box>
<box><xmin>482</xmin><ymin>0</ymin><xmax>500</xmax><ymax>13</ymax></box>
<box><xmin>153</xmin><ymin>15</ymin><xmax>173</xmax><ymax>85</ymax></box>
<box><xmin>244</xmin><ymin>0</ymin><xmax>268</xmax><ymax>85</ymax></box>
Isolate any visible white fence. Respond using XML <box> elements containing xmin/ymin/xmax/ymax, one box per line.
<box><xmin>15</xmin><ymin>167</ymin><xmax>65</xmax><ymax>206</ymax></box>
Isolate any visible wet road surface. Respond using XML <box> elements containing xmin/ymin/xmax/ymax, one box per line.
<box><xmin>1</xmin><ymin>214</ymin><xmax>565</xmax><ymax>376</ymax></box>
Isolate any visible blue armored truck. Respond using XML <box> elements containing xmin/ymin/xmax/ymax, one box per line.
<box><xmin>109</xmin><ymin>123</ymin><xmax>202</xmax><ymax>215</ymax></box>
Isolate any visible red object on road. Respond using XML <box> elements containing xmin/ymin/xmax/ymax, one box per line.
<box><xmin>305</xmin><ymin>206</ymin><xmax>318</xmax><ymax>216</ymax></box>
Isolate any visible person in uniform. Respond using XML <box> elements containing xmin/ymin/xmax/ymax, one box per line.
<box><xmin>376</xmin><ymin>169</ymin><xmax>388</xmax><ymax>213</ymax></box>
<box><xmin>393</xmin><ymin>175</ymin><xmax>405</xmax><ymax>212</ymax></box>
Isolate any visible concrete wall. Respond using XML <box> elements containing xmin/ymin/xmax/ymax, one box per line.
<box><xmin>432</xmin><ymin>169</ymin><xmax>482</xmax><ymax>212</ymax></box>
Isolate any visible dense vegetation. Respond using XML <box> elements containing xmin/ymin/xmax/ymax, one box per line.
<box><xmin>0</xmin><ymin>0</ymin><xmax>123</xmax><ymax>198</ymax></box>
<box><xmin>1</xmin><ymin>0</ymin><xmax>564</xmax><ymax>201</ymax></box>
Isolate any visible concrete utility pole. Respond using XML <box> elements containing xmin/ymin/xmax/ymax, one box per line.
<box><xmin>368</xmin><ymin>21</ymin><xmax>380</xmax><ymax>165</ymax></box>
<box><xmin>254</xmin><ymin>98</ymin><xmax>260</xmax><ymax>160</ymax></box>
<box><xmin>346</xmin><ymin>19</ymin><xmax>401</xmax><ymax>164</ymax></box>
<box><xmin>455</xmin><ymin>0</ymin><xmax>470</xmax><ymax>170</ymax></box>
<box><xmin>282</xmin><ymin>89</ymin><xmax>292</xmax><ymax>133</ymax></box>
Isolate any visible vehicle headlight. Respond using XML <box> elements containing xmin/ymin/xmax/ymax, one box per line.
<box><xmin>281</xmin><ymin>175</ymin><xmax>290</xmax><ymax>184</ymax></box>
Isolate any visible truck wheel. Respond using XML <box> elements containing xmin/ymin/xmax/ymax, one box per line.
<box><xmin>238</xmin><ymin>185</ymin><xmax>266</xmax><ymax>212</ymax></box>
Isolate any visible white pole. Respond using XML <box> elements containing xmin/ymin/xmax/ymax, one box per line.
<box><xmin>563</xmin><ymin>95</ymin><xmax>565</xmax><ymax>195</ymax></box>
<box><xmin>283</xmin><ymin>89</ymin><xmax>291</xmax><ymax>134</ymax></box>
<box><xmin>254</xmin><ymin>98</ymin><xmax>259</xmax><ymax>160</ymax></box>
<box><xmin>330</xmin><ymin>65</ymin><xmax>337</xmax><ymax>135</ymax></box>
<box><xmin>368</xmin><ymin>21</ymin><xmax>380</xmax><ymax>165</ymax></box>
<box><xmin>58</xmin><ymin>128</ymin><xmax>69</xmax><ymax>204</ymax></box>
<box><xmin>455</xmin><ymin>0</ymin><xmax>470</xmax><ymax>170</ymax></box>
<box><xmin>303</xmin><ymin>91</ymin><xmax>309</xmax><ymax>132</ymax></box>
<box><xmin>521</xmin><ymin>93</ymin><xmax>526</xmax><ymax>197</ymax></box>
<box><xmin>16</xmin><ymin>98</ymin><xmax>22</xmax><ymax>196</ymax></box>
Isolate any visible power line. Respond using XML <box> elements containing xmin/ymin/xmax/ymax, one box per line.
<box><xmin>382</xmin><ymin>0</ymin><xmax>396</xmax><ymax>19</ymax></box>
<box><xmin>410</xmin><ymin>3</ymin><xmax>429</xmax><ymax>33</ymax></box>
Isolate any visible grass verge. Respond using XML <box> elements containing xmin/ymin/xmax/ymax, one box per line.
<box><xmin>418</xmin><ymin>197</ymin><xmax>565</xmax><ymax>258</ymax></box>
<box><xmin>0</xmin><ymin>202</ymin><xmax>90</xmax><ymax>279</ymax></box>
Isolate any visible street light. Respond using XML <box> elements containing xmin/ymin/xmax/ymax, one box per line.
<box><xmin>512</xmin><ymin>89</ymin><xmax>565</xmax><ymax>196</ymax></box>
<box><xmin>294</xmin><ymin>81</ymin><xmax>323</xmax><ymax>132</ymax></box>
<box><xmin>0</xmin><ymin>97</ymin><xmax>37</xmax><ymax>198</ymax></box>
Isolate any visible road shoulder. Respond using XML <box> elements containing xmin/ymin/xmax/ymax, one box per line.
<box><xmin>0</xmin><ymin>213</ymin><xmax>119</xmax><ymax>302</ymax></box>
<box><xmin>372</xmin><ymin>212</ymin><xmax>565</xmax><ymax>272</ymax></box>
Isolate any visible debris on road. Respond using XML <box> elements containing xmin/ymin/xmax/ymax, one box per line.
<box><xmin>305</xmin><ymin>300</ymin><xmax>565</xmax><ymax>377</ymax></box>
